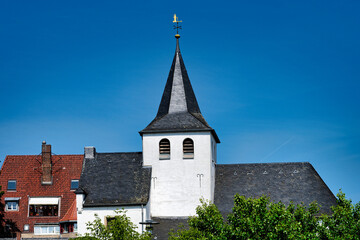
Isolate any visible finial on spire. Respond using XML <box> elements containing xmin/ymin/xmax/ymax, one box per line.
<box><xmin>173</xmin><ymin>14</ymin><xmax>182</xmax><ymax>38</ymax></box>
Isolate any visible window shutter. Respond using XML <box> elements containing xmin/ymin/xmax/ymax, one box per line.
<box><xmin>159</xmin><ymin>139</ymin><xmax>170</xmax><ymax>159</ymax></box>
<box><xmin>183</xmin><ymin>138</ymin><xmax>194</xmax><ymax>159</ymax></box>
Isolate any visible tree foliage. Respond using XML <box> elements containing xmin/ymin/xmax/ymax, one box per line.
<box><xmin>170</xmin><ymin>191</ymin><xmax>360</xmax><ymax>240</ymax></box>
<box><xmin>74</xmin><ymin>209</ymin><xmax>151</xmax><ymax>240</ymax></box>
<box><xmin>319</xmin><ymin>190</ymin><xmax>360</xmax><ymax>239</ymax></box>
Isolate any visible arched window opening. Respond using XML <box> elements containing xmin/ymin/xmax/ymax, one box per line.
<box><xmin>159</xmin><ymin>139</ymin><xmax>170</xmax><ymax>160</ymax></box>
<box><xmin>183</xmin><ymin>138</ymin><xmax>194</xmax><ymax>159</ymax></box>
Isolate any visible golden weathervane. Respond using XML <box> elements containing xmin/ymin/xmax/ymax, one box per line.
<box><xmin>173</xmin><ymin>14</ymin><xmax>182</xmax><ymax>37</ymax></box>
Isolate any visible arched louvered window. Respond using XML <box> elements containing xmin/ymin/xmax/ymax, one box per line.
<box><xmin>183</xmin><ymin>138</ymin><xmax>194</xmax><ymax>159</ymax></box>
<box><xmin>159</xmin><ymin>139</ymin><xmax>170</xmax><ymax>160</ymax></box>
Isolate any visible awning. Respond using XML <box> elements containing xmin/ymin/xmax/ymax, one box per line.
<box><xmin>29</xmin><ymin>197</ymin><xmax>59</xmax><ymax>205</ymax></box>
<box><xmin>5</xmin><ymin>197</ymin><xmax>20</xmax><ymax>201</ymax></box>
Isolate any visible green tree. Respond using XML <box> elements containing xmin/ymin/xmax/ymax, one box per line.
<box><xmin>319</xmin><ymin>190</ymin><xmax>360</xmax><ymax>240</ymax></box>
<box><xmin>227</xmin><ymin>195</ymin><xmax>320</xmax><ymax>239</ymax></box>
<box><xmin>74</xmin><ymin>209</ymin><xmax>151</xmax><ymax>240</ymax></box>
<box><xmin>169</xmin><ymin>199</ymin><xmax>229</xmax><ymax>240</ymax></box>
<box><xmin>170</xmin><ymin>195</ymin><xmax>321</xmax><ymax>240</ymax></box>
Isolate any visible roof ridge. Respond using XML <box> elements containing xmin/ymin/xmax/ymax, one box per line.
<box><xmin>5</xmin><ymin>154</ymin><xmax>83</xmax><ymax>157</ymax></box>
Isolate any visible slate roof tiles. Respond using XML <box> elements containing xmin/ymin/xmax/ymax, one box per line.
<box><xmin>78</xmin><ymin>152</ymin><xmax>151</xmax><ymax>206</ymax></box>
<box><xmin>215</xmin><ymin>162</ymin><xmax>337</xmax><ymax>215</ymax></box>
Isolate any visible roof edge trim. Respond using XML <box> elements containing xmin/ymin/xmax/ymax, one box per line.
<box><xmin>139</xmin><ymin>129</ymin><xmax>220</xmax><ymax>143</ymax></box>
<box><xmin>83</xmin><ymin>202</ymin><xmax>148</xmax><ymax>207</ymax></box>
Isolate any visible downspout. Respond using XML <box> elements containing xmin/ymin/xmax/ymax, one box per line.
<box><xmin>141</xmin><ymin>204</ymin><xmax>144</xmax><ymax>233</ymax></box>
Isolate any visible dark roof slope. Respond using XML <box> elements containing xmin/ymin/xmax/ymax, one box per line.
<box><xmin>155</xmin><ymin>40</ymin><xmax>202</xmax><ymax>119</ymax></box>
<box><xmin>215</xmin><ymin>162</ymin><xmax>337</xmax><ymax>215</ymax></box>
<box><xmin>140</xmin><ymin>37</ymin><xmax>220</xmax><ymax>143</ymax></box>
<box><xmin>142</xmin><ymin>112</ymin><xmax>210</xmax><ymax>131</ymax></box>
<box><xmin>151</xmin><ymin>217</ymin><xmax>189</xmax><ymax>240</ymax></box>
<box><xmin>78</xmin><ymin>152</ymin><xmax>151</xmax><ymax>206</ymax></box>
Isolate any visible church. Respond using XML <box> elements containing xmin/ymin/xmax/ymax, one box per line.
<box><xmin>0</xmin><ymin>30</ymin><xmax>337</xmax><ymax>240</ymax></box>
<box><xmin>75</xmin><ymin>31</ymin><xmax>337</xmax><ymax>239</ymax></box>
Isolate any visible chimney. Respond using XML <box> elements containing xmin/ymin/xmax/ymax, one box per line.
<box><xmin>84</xmin><ymin>146</ymin><xmax>96</xmax><ymax>159</ymax></box>
<box><xmin>41</xmin><ymin>141</ymin><xmax>52</xmax><ymax>184</ymax></box>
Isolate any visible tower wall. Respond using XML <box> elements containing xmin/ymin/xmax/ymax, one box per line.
<box><xmin>143</xmin><ymin>132</ymin><xmax>216</xmax><ymax>217</ymax></box>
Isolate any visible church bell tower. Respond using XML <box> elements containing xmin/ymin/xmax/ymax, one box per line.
<box><xmin>140</xmin><ymin>16</ymin><xmax>220</xmax><ymax>217</ymax></box>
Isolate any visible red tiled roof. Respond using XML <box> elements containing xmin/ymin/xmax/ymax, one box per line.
<box><xmin>60</xmin><ymin>199</ymin><xmax>77</xmax><ymax>222</ymax></box>
<box><xmin>0</xmin><ymin>153</ymin><xmax>83</xmax><ymax>233</ymax></box>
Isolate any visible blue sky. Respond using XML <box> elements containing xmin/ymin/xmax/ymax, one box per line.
<box><xmin>1</xmin><ymin>1</ymin><xmax>359</xmax><ymax>204</ymax></box>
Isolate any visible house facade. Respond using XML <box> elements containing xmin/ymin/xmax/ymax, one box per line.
<box><xmin>0</xmin><ymin>142</ymin><xmax>83</xmax><ymax>239</ymax></box>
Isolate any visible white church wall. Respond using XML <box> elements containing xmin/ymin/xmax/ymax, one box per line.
<box><xmin>143</xmin><ymin>132</ymin><xmax>215</xmax><ymax>217</ymax></box>
<box><xmin>76</xmin><ymin>204</ymin><xmax>149</xmax><ymax>235</ymax></box>
<box><xmin>210</xmin><ymin>135</ymin><xmax>217</xmax><ymax>202</ymax></box>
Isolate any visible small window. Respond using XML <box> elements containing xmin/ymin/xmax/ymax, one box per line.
<box><xmin>159</xmin><ymin>139</ymin><xmax>170</xmax><ymax>159</ymax></box>
<box><xmin>24</xmin><ymin>224</ymin><xmax>30</xmax><ymax>231</ymax></box>
<box><xmin>61</xmin><ymin>222</ymin><xmax>76</xmax><ymax>233</ymax></box>
<box><xmin>34</xmin><ymin>225</ymin><xmax>60</xmax><ymax>235</ymax></box>
<box><xmin>70</xmin><ymin>180</ymin><xmax>79</xmax><ymax>190</ymax></box>
<box><xmin>7</xmin><ymin>180</ymin><xmax>17</xmax><ymax>191</ymax></box>
<box><xmin>5</xmin><ymin>201</ymin><xmax>19</xmax><ymax>211</ymax></box>
<box><xmin>183</xmin><ymin>138</ymin><xmax>194</xmax><ymax>159</ymax></box>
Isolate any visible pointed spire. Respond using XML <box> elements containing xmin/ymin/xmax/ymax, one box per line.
<box><xmin>140</xmin><ymin>18</ymin><xmax>220</xmax><ymax>143</ymax></box>
<box><xmin>155</xmin><ymin>35</ymin><xmax>202</xmax><ymax>119</ymax></box>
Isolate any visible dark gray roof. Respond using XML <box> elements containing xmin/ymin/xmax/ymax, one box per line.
<box><xmin>140</xmin><ymin>37</ymin><xmax>220</xmax><ymax>143</ymax></box>
<box><xmin>151</xmin><ymin>217</ymin><xmax>188</xmax><ymax>240</ymax></box>
<box><xmin>215</xmin><ymin>162</ymin><xmax>337</xmax><ymax>215</ymax></box>
<box><xmin>78</xmin><ymin>152</ymin><xmax>151</xmax><ymax>207</ymax></box>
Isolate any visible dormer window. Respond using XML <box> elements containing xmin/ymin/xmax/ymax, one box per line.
<box><xmin>71</xmin><ymin>180</ymin><xmax>79</xmax><ymax>190</ymax></box>
<box><xmin>7</xmin><ymin>180</ymin><xmax>17</xmax><ymax>191</ymax></box>
<box><xmin>159</xmin><ymin>139</ymin><xmax>170</xmax><ymax>160</ymax></box>
<box><xmin>183</xmin><ymin>138</ymin><xmax>194</xmax><ymax>159</ymax></box>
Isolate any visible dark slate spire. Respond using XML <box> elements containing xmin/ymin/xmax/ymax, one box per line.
<box><xmin>156</xmin><ymin>36</ymin><xmax>201</xmax><ymax>118</ymax></box>
<box><xmin>140</xmin><ymin>35</ymin><xmax>220</xmax><ymax>143</ymax></box>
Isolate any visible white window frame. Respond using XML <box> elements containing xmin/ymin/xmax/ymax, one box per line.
<box><xmin>5</xmin><ymin>200</ymin><xmax>19</xmax><ymax>211</ymax></box>
<box><xmin>34</xmin><ymin>225</ymin><xmax>60</xmax><ymax>235</ymax></box>
<box><xmin>28</xmin><ymin>197</ymin><xmax>60</xmax><ymax>217</ymax></box>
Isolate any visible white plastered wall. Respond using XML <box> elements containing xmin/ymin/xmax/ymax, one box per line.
<box><xmin>143</xmin><ymin>132</ymin><xmax>216</xmax><ymax>217</ymax></box>
<box><xmin>76</xmin><ymin>195</ymin><xmax>149</xmax><ymax>235</ymax></box>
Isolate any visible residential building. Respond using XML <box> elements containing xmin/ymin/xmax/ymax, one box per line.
<box><xmin>0</xmin><ymin>142</ymin><xmax>83</xmax><ymax>239</ymax></box>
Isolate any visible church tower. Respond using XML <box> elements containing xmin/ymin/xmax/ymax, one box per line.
<box><xmin>140</xmin><ymin>28</ymin><xmax>220</xmax><ymax>217</ymax></box>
